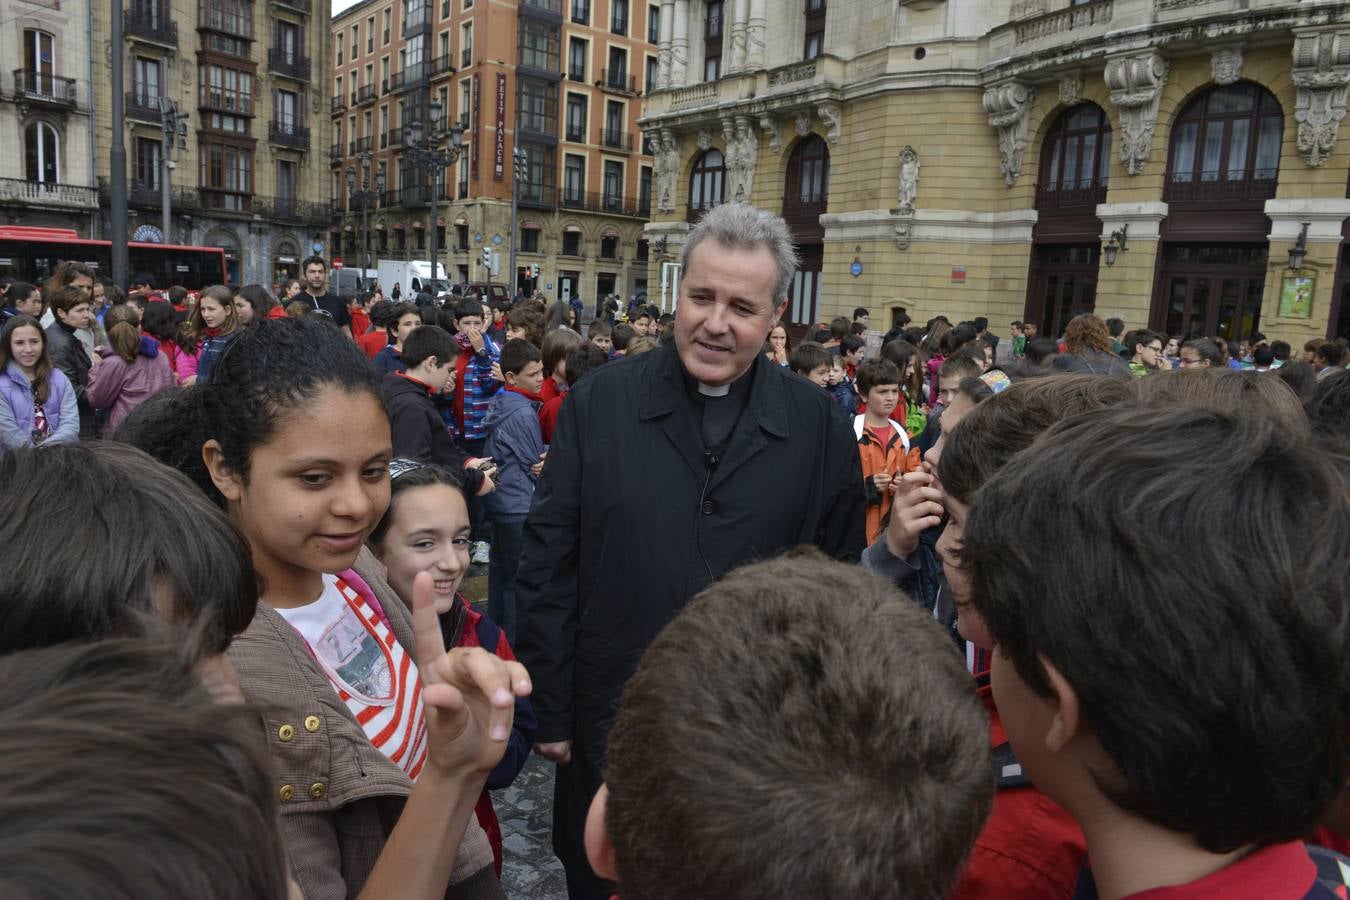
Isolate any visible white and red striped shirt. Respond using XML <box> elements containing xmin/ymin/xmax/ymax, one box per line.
<box><xmin>278</xmin><ymin>575</ymin><xmax>429</xmax><ymax>780</ymax></box>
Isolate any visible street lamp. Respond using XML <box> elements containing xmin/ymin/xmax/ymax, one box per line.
<box><xmin>347</xmin><ymin>153</ymin><xmax>384</xmax><ymax>286</ymax></box>
<box><xmin>509</xmin><ymin>147</ymin><xmax>529</xmax><ymax>296</ymax></box>
<box><xmin>1102</xmin><ymin>224</ymin><xmax>1129</xmax><ymax>267</ymax></box>
<box><xmin>159</xmin><ymin>98</ymin><xmax>189</xmax><ymax>242</ymax></box>
<box><xmin>1288</xmin><ymin>221</ymin><xmax>1310</xmax><ymax>271</ymax></box>
<box><xmin>403</xmin><ymin>99</ymin><xmax>465</xmax><ymax>298</ymax></box>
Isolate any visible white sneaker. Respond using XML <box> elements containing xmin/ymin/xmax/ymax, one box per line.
<box><xmin>471</xmin><ymin>541</ymin><xmax>491</xmax><ymax>565</ymax></box>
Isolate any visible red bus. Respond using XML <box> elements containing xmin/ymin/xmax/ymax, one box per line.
<box><xmin>0</xmin><ymin>227</ymin><xmax>228</xmax><ymax>290</ymax></box>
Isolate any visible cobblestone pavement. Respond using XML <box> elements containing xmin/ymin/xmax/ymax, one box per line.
<box><xmin>493</xmin><ymin>754</ymin><xmax>569</xmax><ymax>899</ymax></box>
<box><xmin>462</xmin><ymin>568</ymin><xmax>569</xmax><ymax>900</ymax></box>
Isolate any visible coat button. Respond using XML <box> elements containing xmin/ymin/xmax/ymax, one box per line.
<box><xmin>308</xmin><ymin>782</ymin><xmax>326</xmax><ymax>800</ymax></box>
<box><xmin>701</xmin><ymin>500</ymin><xmax>715</xmax><ymax>515</ymax></box>
<box><xmin>278</xmin><ymin>784</ymin><xmax>295</xmax><ymax>802</ymax></box>
<box><xmin>278</xmin><ymin>724</ymin><xmax>295</xmax><ymax>742</ymax></box>
<box><xmin>304</xmin><ymin>715</ymin><xmax>321</xmax><ymax>733</ymax></box>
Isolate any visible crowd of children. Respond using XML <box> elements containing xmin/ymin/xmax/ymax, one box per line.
<box><xmin>0</xmin><ymin>259</ymin><xmax>1346</xmax><ymax>900</ymax></box>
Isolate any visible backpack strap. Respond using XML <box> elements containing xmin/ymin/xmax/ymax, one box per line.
<box><xmin>991</xmin><ymin>741</ymin><xmax>1031</xmax><ymax>790</ymax></box>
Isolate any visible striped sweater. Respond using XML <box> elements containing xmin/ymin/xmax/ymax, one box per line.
<box><xmin>453</xmin><ymin>334</ymin><xmax>500</xmax><ymax>442</ymax></box>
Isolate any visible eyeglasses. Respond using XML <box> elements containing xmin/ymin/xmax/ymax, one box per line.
<box><xmin>1178</xmin><ymin>356</ymin><xmax>1203</xmax><ymax>367</ymax></box>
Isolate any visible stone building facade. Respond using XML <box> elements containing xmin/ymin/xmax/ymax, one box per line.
<box><xmin>330</xmin><ymin>0</ymin><xmax>656</xmax><ymax>304</ymax></box>
<box><xmin>640</xmin><ymin>0</ymin><xmax>1350</xmax><ymax>346</ymax></box>
<box><xmin>88</xmin><ymin>0</ymin><xmax>332</xmax><ymax>286</ymax></box>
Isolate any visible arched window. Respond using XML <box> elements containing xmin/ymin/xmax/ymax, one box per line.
<box><xmin>1165</xmin><ymin>82</ymin><xmax>1282</xmax><ymax>202</ymax></box>
<box><xmin>1037</xmin><ymin>103</ymin><xmax>1111</xmax><ymax>207</ymax></box>
<box><xmin>24</xmin><ymin>122</ymin><xmax>59</xmax><ymax>184</ymax></box>
<box><xmin>787</xmin><ymin>134</ymin><xmax>829</xmax><ymax>209</ymax></box>
<box><xmin>687</xmin><ymin>148</ymin><xmax>725</xmax><ymax>221</ymax></box>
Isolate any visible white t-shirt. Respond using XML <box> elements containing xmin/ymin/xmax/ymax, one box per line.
<box><xmin>278</xmin><ymin>574</ymin><xmax>429</xmax><ymax>779</ymax></box>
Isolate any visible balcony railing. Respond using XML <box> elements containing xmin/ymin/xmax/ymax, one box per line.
<box><xmin>269</xmin><ymin>121</ymin><xmax>311</xmax><ymax>150</ymax></box>
<box><xmin>256</xmin><ymin>196</ymin><xmax>329</xmax><ymax>223</ymax></box>
<box><xmin>355</xmin><ymin>84</ymin><xmax>377</xmax><ymax>104</ymax></box>
<box><xmin>198</xmin><ymin>188</ymin><xmax>253</xmax><ymax>213</ymax></box>
<box><xmin>1162</xmin><ymin>172</ymin><xmax>1278</xmax><ymax>204</ymax></box>
<box><xmin>599</xmin><ymin>69</ymin><xmax>637</xmax><ymax>95</ymax></box>
<box><xmin>461</xmin><ymin>46</ymin><xmax>473</xmax><ymax>68</ymax></box>
<box><xmin>429</xmin><ymin>54</ymin><xmax>455</xmax><ymax>78</ymax></box>
<box><xmin>559</xmin><ymin>188</ymin><xmax>642</xmax><ymax>217</ymax></box>
<box><xmin>125</xmin><ymin>3</ymin><xmax>178</xmax><ymax>45</ymax></box>
<box><xmin>126</xmin><ymin>90</ymin><xmax>163</xmax><ymax>122</ymax></box>
<box><xmin>599</xmin><ymin>128</ymin><xmax>634</xmax><ymax>151</ymax></box>
<box><xmin>1035</xmin><ymin>181</ymin><xmax>1109</xmax><ymax>210</ymax></box>
<box><xmin>197</xmin><ymin>1</ymin><xmax>254</xmax><ymax>38</ymax></box>
<box><xmin>12</xmin><ymin>70</ymin><xmax>78</xmax><ymax>108</ymax></box>
<box><xmin>0</xmin><ymin>178</ymin><xmax>98</xmax><ymax>209</ymax></box>
<box><xmin>330</xmin><ymin>142</ymin><xmax>343</xmax><ymax>163</ymax></box>
<box><xmin>1014</xmin><ymin>0</ymin><xmax>1113</xmax><ymax>44</ymax></box>
<box><xmin>274</xmin><ymin>0</ymin><xmax>311</xmax><ymax>11</ymax></box>
<box><xmin>267</xmin><ymin>47</ymin><xmax>311</xmax><ymax>81</ymax></box>
<box><xmin>199</xmin><ymin>89</ymin><xmax>253</xmax><ymax>116</ymax></box>
<box><xmin>331</xmin><ymin>95</ymin><xmax>346</xmax><ymax>115</ymax></box>
<box><xmin>350</xmin><ymin>136</ymin><xmax>373</xmax><ymax>154</ymax></box>
<box><xmin>389</xmin><ymin>125</ymin><xmax>406</xmax><ymax>147</ymax></box>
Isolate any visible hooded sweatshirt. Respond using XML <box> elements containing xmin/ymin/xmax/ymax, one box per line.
<box><xmin>379</xmin><ymin>372</ymin><xmax>485</xmax><ymax>494</ymax></box>
<box><xmin>482</xmin><ymin>386</ymin><xmax>544</xmax><ymax>522</ymax></box>
<box><xmin>86</xmin><ymin>335</ymin><xmax>175</xmax><ymax>436</ymax></box>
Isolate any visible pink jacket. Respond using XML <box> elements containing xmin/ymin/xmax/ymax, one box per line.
<box><xmin>86</xmin><ymin>337</ymin><xmax>175</xmax><ymax>436</ymax></box>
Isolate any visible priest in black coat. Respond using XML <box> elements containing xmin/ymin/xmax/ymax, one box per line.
<box><xmin>513</xmin><ymin>202</ymin><xmax>866</xmax><ymax>899</ymax></box>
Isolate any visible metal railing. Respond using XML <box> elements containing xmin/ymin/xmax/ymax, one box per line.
<box><xmin>267</xmin><ymin>47</ymin><xmax>311</xmax><ymax>81</ymax></box>
<box><xmin>197</xmin><ymin>0</ymin><xmax>254</xmax><ymax>38</ymax></box>
<box><xmin>559</xmin><ymin>188</ymin><xmax>642</xmax><ymax>217</ymax></box>
<box><xmin>355</xmin><ymin>84</ymin><xmax>377</xmax><ymax>104</ymax></box>
<box><xmin>269</xmin><ymin>121</ymin><xmax>311</xmax><ymax>150</ymax></box>
<box><xmin>331</xmin><ymin>95</ymin><xmax>346</xmax><ymax>114</ymax></box>
<box><xmin>125</xmin><ymin>90</ymin><xmax>163</xmax><ymax>122</ymax></box>
<box><xmin>599</xmin><ymin>68</ymin><xmax>637</xmax><ymax>95</ymax></box>
<box><xmin>599</xmin><ymin>128</ymin><xmax>634</xmax><ymax>151</ymax></box>
<box><xmin>350</xmin><ymin>136</ymin><xmax>373</xmax><ymax>154</ymax></box>
<box><xmin>125</xmin><ymin>3</ymin><xmax>178</xmax><ymax>44</ymax></box>
<box><xmin>12</xmin><ymin>70</ymin><xmax>78</xmax><ymax>106</ymax></box>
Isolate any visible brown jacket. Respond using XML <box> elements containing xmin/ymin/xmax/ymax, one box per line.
<box><xmin>228</xmin><ymin>546</ymin><xmax>501</xmax><ymax>900</ymax></box>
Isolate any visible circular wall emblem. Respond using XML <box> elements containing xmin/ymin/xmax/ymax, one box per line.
<box><xmin>133</xmin><ymin>224</ymin><xmax>163</xmax><ymax>243</ymax></box>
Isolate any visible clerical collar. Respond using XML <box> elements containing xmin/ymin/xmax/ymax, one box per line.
<box><xmin>698</xmin><ymin>382</ymin><xmax>730</xmax><ymax>397</ymax></box>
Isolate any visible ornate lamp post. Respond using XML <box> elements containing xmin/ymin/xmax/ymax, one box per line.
<box><xmin>346</xmin><ymin>152</ymin><xmax>383</xmax><ymax>285</ymax></box>
<box><xmin>403</xmin><ymin>100</ymin><xmax>465</xmax><ymax>297</ymax></box>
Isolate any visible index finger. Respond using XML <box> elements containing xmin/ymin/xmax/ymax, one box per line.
<box><xmin>409</xmin><ymin>571</ymin><xmax>449</xmax><ymax>683</ymax></box>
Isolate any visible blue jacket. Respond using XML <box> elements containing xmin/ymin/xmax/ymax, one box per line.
<box><xmin>373</xmin><ymin>344</ymin><xmax>405</xmax><ymax>376</ymax></box>
<box><xmin>195</xmin><ymin>331</ymin><xmax>237</xmax><ymax>384</ymax></box>
<box><xmin>482</xmin><ymin>386</ymin><xmax>543</xmax><ymax>522</ymax></box>
<box><xmin>0</xmin><ymin>362</ymin><xmax>78</xmax><ymax>451</ymax></box>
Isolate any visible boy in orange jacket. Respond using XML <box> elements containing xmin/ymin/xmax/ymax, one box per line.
<box><xmin>854</xmin><ymin>358</ymin><xmax>921</xmax><ymax>545</ymax></box>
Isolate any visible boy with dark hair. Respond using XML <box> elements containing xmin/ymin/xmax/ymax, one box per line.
<box><xmin>630</xmin><ymin>310</ymin><xmax>653</xmax><ymax>338</ymax></box>
<box><xmin>789</xmin><ymin>341</ymin><xmax>832</xmax><ymax>388</ymax></box>
<box><xmin>0</xmin><ymin>636</ymin><xmax>294</xmax><ymax>900</ymax></box>
<box><xmin>373</xmin><ymin>302</ymin><xmax>423</xmax><ymax>374</ymax></box>
<box><xmin>380</xmin><ymin>325</ymin><xmax>489</xmax><ymax>496</ymax></box>
<box><xmin>937</xmin><ymin>353</ymin><xmax>985</xmax><ymax>407</ymax></box>
<box><xmin>1179</xmin><ymin>336</ymin><xmax>1223</xmax><ymax>368</ymax></box>
<box><xmin>1271</xmin><ymin>339</ymin><xmax>1292</xmax><ymax>365</ymax></box>
<box><xmin>853</xmin><ymin>306</ymin><xmax>870</xmax><ymax>326</ymax></box>
<box><xmin>1252</xmin><ymin>344</ymin><xmax>1276</xmax><ymax>372</ymax></box>
<box><xmin>1105</xmin><ymin>316</ymin><xmax>1126</xmax><ymax>354</ymax></box>
<box><xmin>585</xmin><ymin>549</ymin><xmax>993</xmax><ymax>900</ymax></box>
<box><xmin>610</xmin><ymin>322</ymin><xmax>636</xmax><ymax>358</ymax></box>
<box><xmin>1126</xmin><ymin>330</ymin><xmax>1165</xmax><ymax>377</ymax></box>
<box><xmin>826</xmin><ymin>315</ymin><xmax>851</xmax><ymax>348</ymax></box>
<box><xmin>450</xmin><ymin>294</ymin><xmax>501</xmax><ymax>460</ymax></box>
<box><xmin>1010</xmin><ymin>321</ymin><xmax>1026</xmax><ymax>358</ymax></box>
<box><xmin>1314</xmin><ymin>340</ymin><xmax>1346</xmax><ymax>379</ymax></box>
<box><xmin>483</xmin><ymin>338</ymin><xmax>546</xmax><ymax>643</ymax></box>
<box><xmin>587</xmin><ymin>319</ymin><xmax>613</xmax><ymax>353</ymax></box>
<box><xmin>854</xmin><ymin>358</ymin><xmax>919</xmax><ymax>545</ymax></box>
<box><xmin>839</xmin><ymin>333</ymin><xmax>865</xmax><ymax>381</ymax></box>
<box><xmin>963</xmin><ymin>406</ymin><xmax>1350</xmax><ymax>900</ymax></box>
<box><xmin>564</xmin><ymin>342</ymin><xmax>609</xmax><ymax>390</ymax></box>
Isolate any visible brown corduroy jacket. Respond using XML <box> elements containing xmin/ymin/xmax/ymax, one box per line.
<box><xmin>227</xmin><ymin>546</ymin><xmax>502</xmax><ymax>900</ymax></box>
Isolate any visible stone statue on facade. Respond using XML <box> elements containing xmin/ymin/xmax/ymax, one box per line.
<box><xmin>898</xmin><ymin>145</ymin><xmax>919</xmax><ymax>210</ymax></box>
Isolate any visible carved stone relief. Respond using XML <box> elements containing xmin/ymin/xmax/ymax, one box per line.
<box><xmin>759</xmin><ymin>115</ymin><xmax>782</xmax><ymax>153</ymax></box>
<box><xmin>1291</xmin><ymin>29</ymin><xmax>1350</xmax><ymax>167</ymax></box>
<box><xmin>1105</xmin><ymin>52</ymin><xmax>1169</xmax><ymax>176</ymax></box>
<box><xmin>983</xmin><ymin>81</ymin><xmax>1036</xmax><ymax>186</ymax></box>
<box><xmin>898</xmin><ymin>145</ymin><xmax>919</xmax><ymax>210</ymax></box>
<box><xmin>794</xmin><ymin>109</ymin><xmax>812</xmax><ymax>137</ymax></box>
<box><xmin>817</xmin><ymin>102</ymin><xmax>842</xmax><ymax>143</ymax></box>
<box><xmin>1210</xmin><ymin>45</ymin><xmax>1244</xmax><ymax>86</ymax></box>
<box><xmin>655</xmin><ymin>129</ymin><xmax>680</xmax><ymax>213</ymax></box>
<box><xmin>1059</xmin><ymin>72</ymin><xmax>1082</xmax><ymax>106</ymax></box>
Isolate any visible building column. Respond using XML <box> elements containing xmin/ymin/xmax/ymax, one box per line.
<box><xmin>1093</xmin><ymin>202</ymin><xmax>1168</xmax><ymax>330</ymax></box>
<box><xmin>727</xmin><ymin>0</ymin><xmax>749</xmax><ymax>73</ymax></box>
<box><xmin>670</xmin><ymin>0</ymin><xmax>690</xmax><ymax>87</ymax></box>
<box><xmin>746</xmin><ymin>0</ymin><xmax>766</xmax><ymax>68</ymax></box>
<box><xmin>1263</xmin><ymin>198</ymin><xmax>1350</xmax><ymax>345</ymax></box>
<box><xmin>657</xmin><ymin>0</ymin><xmax>675</xmax><ymax>88</ymax></box>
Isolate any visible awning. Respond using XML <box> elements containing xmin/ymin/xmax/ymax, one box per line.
<box><xmin>454</xmin><ymin>214</ymin><xmax>469</xmax><ymax>225</ymax></box>
<box><xmin>412</xmin><ymin>220</ymin><xmax>425</xmax><ymax>229</ymax></box>
<box><xmin>601</xmin><ymin>226</ymin><xmax>621</xmax><ymax>238</ymax></box>
<box><xmin>563</xmin><ymin>224</ymin><xmax>583</xmax><ymax>233</ymax></box>
<box><xmin>521</xmin><ymin>219</ymin><xmax>542</xmax><ymax>230</ymax></box>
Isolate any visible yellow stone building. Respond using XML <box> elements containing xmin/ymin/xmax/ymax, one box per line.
<box><xmin>640</xmin><ymin>0</ymin><xmax>1350</xmax><ymax>346</ymax></box>
<box><xmin>88</xmin><ymin>0</ymin><xmax>332</xmax><ymax>285</ymax></box>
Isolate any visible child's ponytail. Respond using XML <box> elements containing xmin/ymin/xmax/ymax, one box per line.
<box><xmin>105</xmin><ymin>305</ymin><xmax>142</xmax><ymax>364</ymax></box>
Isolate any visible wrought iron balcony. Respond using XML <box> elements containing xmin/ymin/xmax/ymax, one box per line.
<box><xmin>12</xmin><ymin>69</ymin><xmax>78</xmax><ymax>108</ymax></box>
<box><xmin>599</xmin><ymin>68</ymin><xmax>637</xmax><ymax>96</ymax></box>
<box><xmin>331</xmin><ymin>95</ymin><xmax>346</xmax><ymax>115</ymax></box>
<box><xmin>267</xmin><ymin>47</ymin><xmax>311</xmax><ymax>81</ymax></box>
<box><xmin>256</xmin><ymin>196</ymin><xmax>329</xmax><ymax>223</ymax></box>
<box><xmin>350</xmin><ymin>136</ymin><xmax>373</xmax><ymax>155</ymax></box>
<box><xmin>125</xmin><ymin>3</ymin><xmax>178</xmax><ymax>45</ymax></box>
<box><xmin>197</xmin><ymin>0</ymin><xmax>254</xmax><ymax>38</ymax></box>
<box><xmin>559</xmin><ymin>188</ymin><xmax>641</xmax><ymax>218</ymax></box>
<box><xmin>330</xmin><ymin>142</ymin><xmax>343</xmax><ymax>164</ymax></box>
<box><xmin>599</xmin><ymin>128</ymin><xmax>634</xmax><ymax>151</ymax></box>
<box><xmin>429</xmin><ymin>54</ymin><xmax>455</xmax><ymax>79</ymax></box>
<box><xmin>269</xmin><ymin>121</ymin><xmax>311</xmax><ymax>150</ymax></box>
<box><xmin>126</xmin><ymin>90</ymin><xmax>163</xmax><ymax>123</ymax></box>
<box><xmin>355</xmin><ymin>84</ymin><xmax>377</xmax><ymax>104</ymax></box>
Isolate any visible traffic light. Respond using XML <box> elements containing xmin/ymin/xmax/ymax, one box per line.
<box><xmin>530</xmin><ymin>264</ymin><xmax>539</xmax><ymax>278</ymax></box>
<box><xmin>481</xmin><ymin>246</ymin><xmax>492</xmax><ymax>269</ymax></box>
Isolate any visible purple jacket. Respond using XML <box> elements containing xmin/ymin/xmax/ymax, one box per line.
<box><xmin>86</xmin><ymin>336</ymin><xmax>176</xmax><ymax>436</ymax></box>
<box><xmin>0</xmin><ymin>362</ymin><xmax>78</xmax><ymax>451</ymax></box>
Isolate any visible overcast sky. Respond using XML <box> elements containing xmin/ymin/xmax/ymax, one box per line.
<box><xmin>332</xmin><ymin>0</ymin><xmax>359</xmax><ymax>15</ymax></box>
